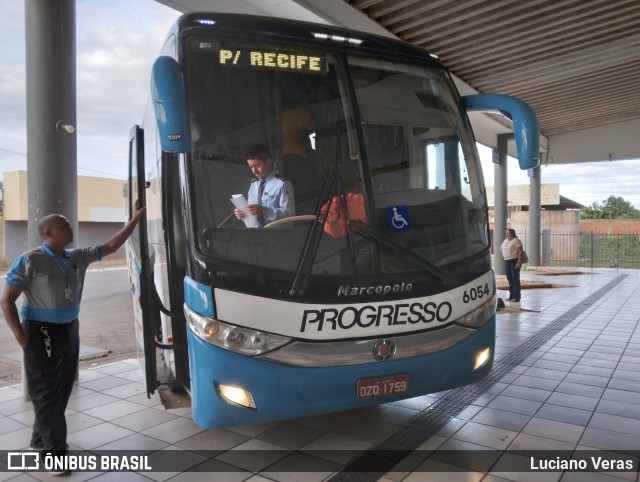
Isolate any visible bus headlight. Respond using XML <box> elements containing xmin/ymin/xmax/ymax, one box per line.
<box><xmin>203</xmin><ymin>321</ymin><xmax>220</xmax><ymax>338</ymax></box>
<box><xmin>184</xmin><ymin>304</ymin><xmax>290</xmax><ymax>355</ymax></box>
<box><xmin>225</xmin><ymin>329</ymin><xmax>246</xmax><ymax>347</ymax></box>
<box><xmin>455</xmin><ymin>296</ymin><xmax>496</xmax><ymax>328</ymax></box>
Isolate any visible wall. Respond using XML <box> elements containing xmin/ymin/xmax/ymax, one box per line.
<box><xmin>580</xmin><ymin>219</ymin><xmax>640</xmax><ymax>234</ymax></box>
<box><xmin>510</xmin><ymin>210</ymin><xmax>580</xmax><ymax>236</ymax></box>
<box><xmin>3</xmin><ymin>221</ymin><xmax>125</xmax><ymax>262</ymax></box>
<box><xmin>3</xmin><ymin>171</ymin><xmax>29</xmax><ymax>221</ymax></box>
<box><xmin>79</xmin><ymin>176</ymin><xmax>127</xmax><ymax>222</ymax></box>
<box><xmin>510</xmin><ymin>210</ymin><xmax>581</xmax><ymax>262</ymax></box>
<box><xmin>3</xmin><ymin>221</ymin><xmax>27</xmax><ymax>263</ymax></box>
<box><xmin>2</xmin><ymin>171</ymin><xmax>126</xmax><ymax>263</ymax></box>
<box><xmin>4</xmin><ymin>171</ymin><xmax>125</xmax><ymax>222</ymax></box>
<box><xmin>0</xmin><ymin>215</ymin><xmax>4</xmax><ymax>265</ymax></box>
<box><xmin>503</xmin><ymin>211</ymin><xmax>640</xmax><ymax>236</ymax></box>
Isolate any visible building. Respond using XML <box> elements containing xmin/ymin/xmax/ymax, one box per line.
<box><xmin>1</xmin><ymin>171</ymin><xmax>127</xmax><ymax>263</ymax></box>
<box><xmin>487</xmin><ymin>183</ymin><xmax>585</xmax><ymax>230</ymax></box>
<box><xmin>487</xmin><ymin>183</ymin><xmax>585</xmax><ymax>262</ymax></box>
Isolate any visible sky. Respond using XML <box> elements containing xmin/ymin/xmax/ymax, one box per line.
<box><xmin>476</xmin><ymin>144</ymin><xmax>640</xmax><ymax>209</ymax></box>
<box><xmin>0</xmin><ymin>0</ymin><xmax>180</xmax><ymax>180</ymax></box>
<box><xmin>0</xmin><ymin>0</ymin><xmax>638</xmax><ymax>209</ymax></box>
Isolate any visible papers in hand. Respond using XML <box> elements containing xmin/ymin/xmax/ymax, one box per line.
<box><xmin>230</xmin><ymin>194</ymin><xmax>259</xmax><ymax>228</ymax></box>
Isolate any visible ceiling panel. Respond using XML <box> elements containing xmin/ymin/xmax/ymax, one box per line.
<box><xmin>347</xmin><ymin>0</ymin><xmax>640</xmax><ymax>136</ymax></box>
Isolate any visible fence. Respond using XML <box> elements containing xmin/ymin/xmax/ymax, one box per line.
<box><xmin>513</xmin><ymin>230</ymin><xmax>640</xmax><ymax>269</ymax></box>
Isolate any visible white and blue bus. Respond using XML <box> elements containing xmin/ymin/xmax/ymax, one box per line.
<box><xmin>126</xmin><ymin>13</ymin><xmax>539</xmax><ymax>429</ymax></box>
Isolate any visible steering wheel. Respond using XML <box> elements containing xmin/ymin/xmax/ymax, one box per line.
<box><xmin>264</xmin><ymin>215</ymin><xmax>316</xmax><ymax>229</ymax></box>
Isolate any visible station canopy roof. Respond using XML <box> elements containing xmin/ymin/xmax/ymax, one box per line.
<box><xmin>348</xmin><ymin>0</ymin><xmax>640</xmax><ymax>137</ymax></box>
<box><xmin>158</xmin><ymin>0</ymin><xmax>640</xmax><ymax>164</ymax></box>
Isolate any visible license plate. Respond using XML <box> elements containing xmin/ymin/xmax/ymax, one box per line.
<box><xmin>356</xmin><ymin>374</ymin><xmax>409</xmax><ymax>399</ymax></box>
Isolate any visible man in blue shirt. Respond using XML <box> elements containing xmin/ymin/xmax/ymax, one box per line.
<box><xmin>0</xmin><ymin>209</ymin><xmax>143</xmax><ymax>460</ymax></box>
<box><xmin>234</xmin><ymin>144</ymin><xmax>295</xmax><ymax>226</ymax></box>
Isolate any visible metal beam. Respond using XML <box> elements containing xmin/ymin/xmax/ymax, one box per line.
<box><xmin>546</xmin><ymin>118</ymin><xmax>640</xmax><ymax>164</ymax></box>
<box><xmin>528</xmin><ymin>166</ymin><xmax>541</xmax><ymax>266</ymax></box>
<box><xmin>493</xmin><ymin>134</ymin><xmax>512</xmax><ymax>276</ymax></box>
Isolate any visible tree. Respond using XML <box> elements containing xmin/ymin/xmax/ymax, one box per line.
<box><xmin>581</xmin><ymin>195</ymin><xmax>640</xmax><ymax>219</ymax></box>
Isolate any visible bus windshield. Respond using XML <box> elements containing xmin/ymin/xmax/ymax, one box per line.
<box><xmin>187</xmin><ymin>36</ymin><xmax>489</xmax><ymax>276</ymax></box>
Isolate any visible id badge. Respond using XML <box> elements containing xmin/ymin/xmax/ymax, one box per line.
<box><xmin>65</xmin><ymin>287</ymin><xmax>73</xmax><ymax>302</ymax></box>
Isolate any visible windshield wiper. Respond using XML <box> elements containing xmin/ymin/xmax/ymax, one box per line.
<box><xmin>289</xmin><ymin>169</ymin><xmax>340</xmax><ymax>296</ymax></box>
<box><xmin>350</xmin><ymin>219</ymin><xmax>457</xmax><ymax>286</ymax></box>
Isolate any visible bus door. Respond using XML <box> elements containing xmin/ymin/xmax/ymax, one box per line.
<box><xmin>126</xmin><ymin>125</ymin><xmax>160</xmax><ymax>397</ymax></box>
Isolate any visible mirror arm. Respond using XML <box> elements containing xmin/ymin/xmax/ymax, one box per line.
<box><xmin>463</xmin><ymin>93</ymin><xmax>540</xmax><ymax>170</ymax></box>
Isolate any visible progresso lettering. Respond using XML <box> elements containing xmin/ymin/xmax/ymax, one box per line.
<box><xmin>219</xmin><ymin>49</ymin><xmax>326</xmax><ymax>74</ymax></box>
<box><xmin>300</xmin><ymin>302</ymin><xmax>453</xmax><ymax>333</ymax></box>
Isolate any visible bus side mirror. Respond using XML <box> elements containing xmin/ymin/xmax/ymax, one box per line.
<box><xmin>463</xmin><ymin>94</ymin><xmax>540</xmax><ymax>170</ymax></box>
<box><xmin>151</xmin><ymin>56</ymin><xmax>191</xmax><ymax>153</ymax></box>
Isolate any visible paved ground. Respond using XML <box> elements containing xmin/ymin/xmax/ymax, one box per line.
<box><xmin>0</xmin><ymin>259</ymin><xmax>137</xmax><ymax>387</ymax></box>
<box><xmin>0</xmin><ymin>262</ymin><xmax>580</xmax><ymax>388</ymax></box>
<box><xmin>1</xmin><ymin>267</ymin><xmax>638</xmax><ymax>480</ymax></box>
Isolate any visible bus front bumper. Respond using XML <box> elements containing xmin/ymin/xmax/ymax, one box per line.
<box><xmin>186</xmin><ymin>317</ymin><xmax>495</xmax><ymax>429</ymax></box>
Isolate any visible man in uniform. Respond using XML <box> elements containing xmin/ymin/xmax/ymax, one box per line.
<box><xmin>0</xmin><ymin>209</ymin><xmax>143</xmax><ymax>465</ymax></box>
<box><xmin>234</xmin><ymin>143</ymin><xmax>295</xmax><ymax>226</ymax></box>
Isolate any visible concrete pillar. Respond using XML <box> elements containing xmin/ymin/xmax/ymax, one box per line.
<box><xmin>528</xmin><ymin>165</ymin><xmax>542</xmax><ymax>265</ymax></box>
<box><xmin>493</xmin><ymin>134</ymin><xmax>511</xmax><ymax>275</ymax></box>
<box><xmin>25</xmin><ymin>0</ymin><xmax>78</xmax><ymax>248</ymax></box>
<box><xmin>24</xmin><ymin>0</ymin><xmax>77</xmax><ymax>400</ymax></box>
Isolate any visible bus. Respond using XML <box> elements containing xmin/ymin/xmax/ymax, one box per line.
<box><xmin>126</xmin><ymin>12</ymin><xmax>539</xmax><ymax>429</ymax></box>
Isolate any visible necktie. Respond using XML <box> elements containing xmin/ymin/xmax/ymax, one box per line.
<box><xmin>258</xmin><ymin>179</ymin><xmax>266</xmax><ymax>226</ymax></box>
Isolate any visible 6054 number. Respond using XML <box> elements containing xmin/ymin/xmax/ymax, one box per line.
<box><xmin>462</xmin><ymin>283</ymin><xmax>490</xmax><ymax>303</ymax></box>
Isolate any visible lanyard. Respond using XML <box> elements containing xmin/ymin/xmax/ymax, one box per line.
<box><xmin>41</xmin><ymin>243</ymin><xmax>70</xmax><ymax>287</ymax></box>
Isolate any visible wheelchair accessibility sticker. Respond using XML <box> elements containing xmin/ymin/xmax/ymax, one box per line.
<box><xmin>386</xmin><ymin>205</ymin><xmax>411</xmax><ymax>232</ymax></box>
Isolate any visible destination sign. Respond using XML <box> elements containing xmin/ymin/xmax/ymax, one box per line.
<box><xmin>218</xmin><ymin>48</ymin><xmax>326</xmax><ymax>74</ymax></box>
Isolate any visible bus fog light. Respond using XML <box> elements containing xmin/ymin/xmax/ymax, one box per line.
<box><xmin>218</xmin><ymin>384</ymin><xmax>256</xmax><ymax>409</ymax></box>
<box><xmin>473</xmin><ymin>347</ymin><xmax>491</xmax><ymax>371</ymax></box>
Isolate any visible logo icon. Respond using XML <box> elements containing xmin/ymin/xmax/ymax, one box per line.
<box><xmin>373</xmin><ymin>339</ymin><xmax>396</xmax><ymax>361</ymax></box>
<box><xmin>386</xmin><ymin>205</ymin><xmax>411</xmax><ymax>232</ymax></box>
<box><xmin>8</xmin><ymin>452</ymin><xmax>39</xmax><ymax>471</ymax></box>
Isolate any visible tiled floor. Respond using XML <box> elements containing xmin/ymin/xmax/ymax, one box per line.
<box><xmin>0</xmin><ymin>268</ymin><xmax>639</xmax><ymax>481</ymax></box>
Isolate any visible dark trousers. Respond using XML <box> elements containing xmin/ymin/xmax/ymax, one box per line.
<box><xmin>505</xmin><ymin>258</ymin><xmax>521</xmax><ymax>301</ymax></box>
<box><xmin>22</xmin><ymin>319</ymin><xmax>79</xmax><ymax>452</ymax></box>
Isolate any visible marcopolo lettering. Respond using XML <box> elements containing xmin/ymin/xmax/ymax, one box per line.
<box><xmin>337</xmin><ymin>283</ymin><xmax>413</xmax><ymax>297</ymax></box>
<box><xmin>300</xmin><ymin>301</ymin><xmax>452</xmax><ymax>332</ymax></box>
